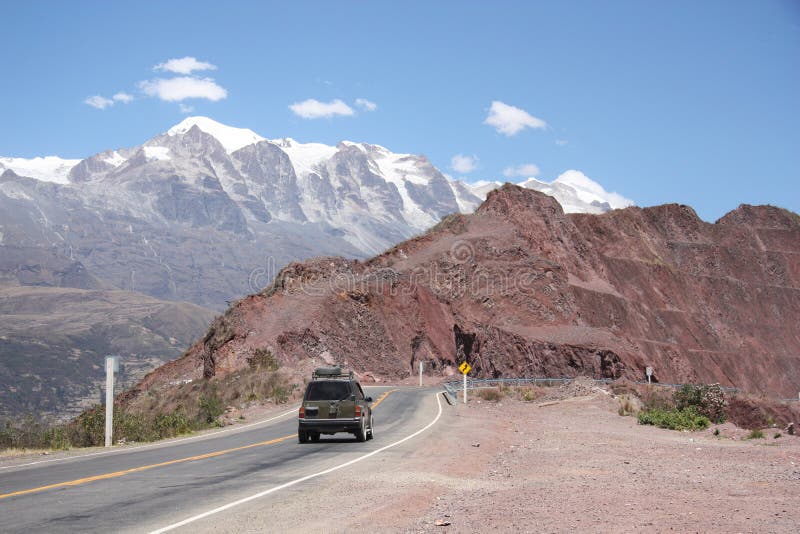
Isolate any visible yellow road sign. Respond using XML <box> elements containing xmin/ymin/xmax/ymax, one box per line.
<box><xmin>458</xmin><ymin>361</ymin><xmax>472</xmax><ymax>375</ymax></box>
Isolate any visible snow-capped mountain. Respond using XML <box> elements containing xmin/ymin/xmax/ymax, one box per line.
<box><xmin>61</xmin><ymin>116</ymin><xmax>482</xmax><ymax>252</ymax></box>
<box><xmin>0</xmin><ymin>156</ymin><xmax>81</xmax><ymax>184</ymax></box>
<box><xmin>0</xmin><ymin>117</ymin><xmax>483</xmax><ymax>308</ymax></box>
<box><xmin>470</xmin><ymin>171</ymin><xmax>633</xmax><ymax>215</ymax></box>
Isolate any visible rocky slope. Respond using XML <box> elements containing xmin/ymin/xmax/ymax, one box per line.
<box><xmin>123</xmin><ymin>185</ymin><xmax>800</xmax><ymax>404</ymax></box>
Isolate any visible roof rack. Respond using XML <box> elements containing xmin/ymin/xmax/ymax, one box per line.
<box><xmin>312</xmin><ymin>366</ymin><xmax>354</xmax><ymax>380</ymax></box>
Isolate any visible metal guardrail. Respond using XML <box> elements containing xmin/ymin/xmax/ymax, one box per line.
<box><xmin>442</xmin><ymin>376</ymin><xmax>741</xmax><ymax>396</ymax></box>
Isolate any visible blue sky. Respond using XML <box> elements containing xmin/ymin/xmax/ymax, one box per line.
<box><xmin>1</xmin><ymin>0</ymin><xmax>798</xmax><ymax>221</ymax></box>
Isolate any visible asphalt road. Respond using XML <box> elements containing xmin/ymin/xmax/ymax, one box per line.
<box><xmin>0</xmin><ymin>386</ymin><xmax>445</xmax><ymax>533</ymax></box>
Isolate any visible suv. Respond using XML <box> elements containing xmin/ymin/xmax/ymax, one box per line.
<box><xmin>298</xmin><ymin>367</ymin><xmax>374</xmax><ymax>443</ymax></box>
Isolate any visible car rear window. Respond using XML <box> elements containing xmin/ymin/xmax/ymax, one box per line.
<box><xmin>305</xmin><ymin>381</ymin><xmax>352</xmax><ymax>401</ymax></box>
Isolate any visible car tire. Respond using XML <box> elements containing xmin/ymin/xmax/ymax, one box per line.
<box><xmin>298</xmin><ymin>429</ymin><xmax>308</xmax><ymax>444</ymax></box>
<box><xmin>310</xmin><ymin>432</ymin><xmax>321</xmax><ymax>442</ymax></box>
<box><xmin>366</xmin><ymin>415</ymin><xmax>374</xmax><ymax>440</ymax></box>
<box><xmin>356</xmin><ymin>418</ymin><xmax>367</xmax><ymax>442</ymax></box>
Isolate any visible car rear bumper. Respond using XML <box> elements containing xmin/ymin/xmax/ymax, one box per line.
<box><xmin>299</xmin><ymin>417</ymin><xmax>361</xmax><ymax>433</ymax></box>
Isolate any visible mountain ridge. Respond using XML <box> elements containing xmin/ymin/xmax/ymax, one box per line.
<box><xmin>121</xmin><ymin>185</ymin><xmax>800</xmax><ymax>411</ymax></box>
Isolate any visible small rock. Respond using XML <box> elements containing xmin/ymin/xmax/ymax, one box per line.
<box><xmin>434</xmin><ymin>519</ymin><xmax>451</xmax><ymax>526</ymax></box>
<box><xmin>472</xmin><ymin>443</ymin><xmax>480</xmax><ymax>447</ymax></box>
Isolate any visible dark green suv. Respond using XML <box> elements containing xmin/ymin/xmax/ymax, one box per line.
<box><xmin>298</xmin><ymin>367</ymin><xmax>374</xmax><ymax>443</ymax></box>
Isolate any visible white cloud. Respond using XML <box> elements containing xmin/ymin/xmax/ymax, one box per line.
<box><xmin>355</xmin><ymin>98</ymin><xmax>377</xmax><ymax>112</ymax></box>
<box><xmin>555</xmin><ymin>139</ymin><xmax>569</xmax><ymax>146</ymax></box>
<box><xmin>289</xmin><ymin>98</ymin><xmax>355</xmax><ymax>119</ymax></box>
<box><xmin>503</xmin><ymin>163</ymin><xmax>541</xmax><ymax>178</ymax></box>
<box><xmin>84</xmin><ymin>95</ymin><xmax>114</xmax><ymax>109</ymax></box>
<box><xmin>154</xmin><ymin>56</ymin><xmax>217</xmax><ymax>75</ymax></box>
<box><xmin>113</xmin><ymin>92</ymin><xmax>134</xmax><ymax>104</ymax></box>
<box><xmin>179</xmin><ymin>103</ymin><xmax>195</xmax><ymax>114</ymax></box>
<box><xmin>139</xmin><ymin>77</ymin><xmax>227</xmax><ymax>102</ymax></box>
<box><xmin>484</xmin><ymin>101</ymin><xmax>547</xmax><ymax>136</ymax></box>
<box><xmin>450</xmin><ymin>154</ymin><xmax>479</xmax><ymax>174</ymax></box>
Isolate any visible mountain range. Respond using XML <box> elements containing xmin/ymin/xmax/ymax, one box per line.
<box><xmin>0</xmin><ymin>116</ymin><xmax>632</xmax><ymax>418</ymax></box>
<box><xmin>1</xmin><ymin>117</ymin><xmax>633</xmax><ymax>310</ymax></box>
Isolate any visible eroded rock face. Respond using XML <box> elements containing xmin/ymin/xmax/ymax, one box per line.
<box><xmin>126</xmin><ymin>185</ymin><xmax>800</xmax><ymax>399</ymax></box>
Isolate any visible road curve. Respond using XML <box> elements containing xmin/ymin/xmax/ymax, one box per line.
<box><xmin>0</xmin><ymin>387</ymin><xmax>444</xmax><ymax>533</ymax></box>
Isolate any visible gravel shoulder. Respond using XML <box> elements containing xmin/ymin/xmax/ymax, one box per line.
<box><xmin>221</xmin><ymin>391</ymin><xmax>800</xmax><ymax>533</ymax></box>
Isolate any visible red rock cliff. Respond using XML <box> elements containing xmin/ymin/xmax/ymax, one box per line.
<box><xmin>128</xmin><ymin>185</ymin><xmax>800</xmax><ymax>397</ymax></box>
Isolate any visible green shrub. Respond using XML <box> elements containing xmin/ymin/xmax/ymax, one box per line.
<box><xmin>152</xmin><ymin>410</ymin><xmax>194</xmax><ymax>438</ymax></box>
<box><xmin>774</xmin><ymin>432</ymin><xmax>782</xmax><ymax>439</ymax></box>
<box><xmin>674</xmin><ymin>384</ymin><xmax>727</xmax><ymax>423</ymax></box>
<box><xmin>747</xmin><ymin>429</ymin><xmax>764</xmax><ymax>439</ymax></box>
<box><xmin>637</xmin><ymin>407</ymin><xmax>710</xmax><ymax>431</ymax></box>
<box><xmin>199</xmin><ymin>392</ymin><xmax>224</xmax><ymax>424</ymax></box>
<box><xmin>0</xmin><ymin>415</ymin><xmax>72</xmax><ymax>450</ymax></box>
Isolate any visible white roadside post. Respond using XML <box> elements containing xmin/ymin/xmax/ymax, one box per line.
<box><xmin>419</xmin><ymin>361</ymin><xmax>423</xmax><ymax>387</ymax></box>
<box><xmin>458</xmin><ymin>361</ymin><xmax>471</xmax><ymax>404</ymax></box>
<box><xmin>646</xmin><ymin>366</ymin><xmax>653</xmax><ymax>385</ymax></box>
<box><xmin>104</xmin><ymin>355</ymin><xmax>118</xmax><ymax>447</ymax></box>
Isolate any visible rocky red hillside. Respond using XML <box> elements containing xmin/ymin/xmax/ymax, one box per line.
<box><xmin>124</xmin><ymin>184</ymin><xmax>800</xmax><ymax>402</ymax></box>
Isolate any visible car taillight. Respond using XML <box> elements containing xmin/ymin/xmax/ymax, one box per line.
<box><xmin>299</xmin><ymin>406</ymin><xmax>305</xmax><ymax>418</ymax></box>
<box><xmin>355</xmin><ymin>405</ymin><xmax>361</xmax><ymax>417</ymax></box>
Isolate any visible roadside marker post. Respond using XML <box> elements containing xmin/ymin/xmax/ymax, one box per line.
<box><xmin>646</xmin><ymin>366</ymin><xmax>653</xmax><ymax>385</ymax></box>
<box><xmin>458</xmin><ymin>361</ymin><xmax>472</xmax><ymax>404</ymax></box>
<box><xmin>419</xmin><ymin>361</ymin><xmax>423</xmax><ymax>387</ymax></box>
<box><xmin>105</xmin><ymin>355</ymin><xmax>119</xmax><ymax>447</ymax></box>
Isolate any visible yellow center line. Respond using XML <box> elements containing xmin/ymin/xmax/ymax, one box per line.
<box><xmin>0</xmin><ymin>388</ymin><xmax>400</xmax><ymax>501</ymax></box>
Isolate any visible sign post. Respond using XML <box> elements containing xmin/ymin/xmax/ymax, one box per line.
<box><xmin>646</xmin><ymin>366</ymin><xmax>653</xmax><ymax>385</ymax></box>
<box><xmin>104</xmin><ymin>355</ymin><xmax>119</xmax><ymax>447</ymax></box>
<box><xmin>458</xmin><ymin>361</ymin><xmax>472</xmax><ymax>404</ymax></box>
<box><xmin>419</xmin><ymin>361</ymin><xmax>423</xmax><ymax>387</ymax></box>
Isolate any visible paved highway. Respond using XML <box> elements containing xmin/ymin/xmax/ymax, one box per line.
<box><xmin>0</xmin><ymin>387</ymin><xmax>445</xmax><ymax>533</ymax></box>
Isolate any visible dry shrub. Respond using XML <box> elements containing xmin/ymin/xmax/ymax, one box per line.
<box><xmin>517</xmin><ymin>387</ymin><xmax>545</xmax><ymax>402</ymax></box>
<box><xmin>618</xmin><ymin>394</ymin><xmax>642</xmax><ymax>416</ymax></box>
<box><xmin>477</xmin><ymin>388</ymin><xmax>503</xmax><ymax>401</ymax></box>
<box><xmin>639</xmin><ymin>385</ymin><xmax>675</xmax><ymax>411</ymax></box>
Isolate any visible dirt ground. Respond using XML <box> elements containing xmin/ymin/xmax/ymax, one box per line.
<box><xmin>262</xmin><ymin>389</ymin><xmax>800</xmax><ymax>533</ymax></box>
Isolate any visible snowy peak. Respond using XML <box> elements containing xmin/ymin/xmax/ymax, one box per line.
<box><xmin>167</xmin><ymin>116</ymin><xmax>265</xmax><ymax>154</ymax></box>
<box><xmin>270</xmin><ymin>137</ymin><xmax>338</xmax><ymax>175</ymax></box>
<box><xmin>552</xmin><ymin>170</ymin><xmax>631</xmax><ymax>210</ymax></box>
<box><xmin>470</xmin><ymin>172</ymin><xmax>633</xmax><ymax>215</ymax></box>
<box><xmin>0</xmin><ymin>156</ymin><xmax>81</xmax><ymax>184</ymax></box>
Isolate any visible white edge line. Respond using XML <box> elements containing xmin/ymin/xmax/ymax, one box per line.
<box><xmin>0</xmin><ymin>408</ymin><xmax>298</xmax><ymax>471</ymax></box>
<box><xmin>149</xmin><ymin>392</ymin><xmax>444</xmax><ymax>534</ymax></box>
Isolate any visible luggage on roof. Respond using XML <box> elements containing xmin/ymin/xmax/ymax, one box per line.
<box><xmin>312</xmin><ymin>366</ymin><xmax>354</xmax><ymax>380</ymax></box>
